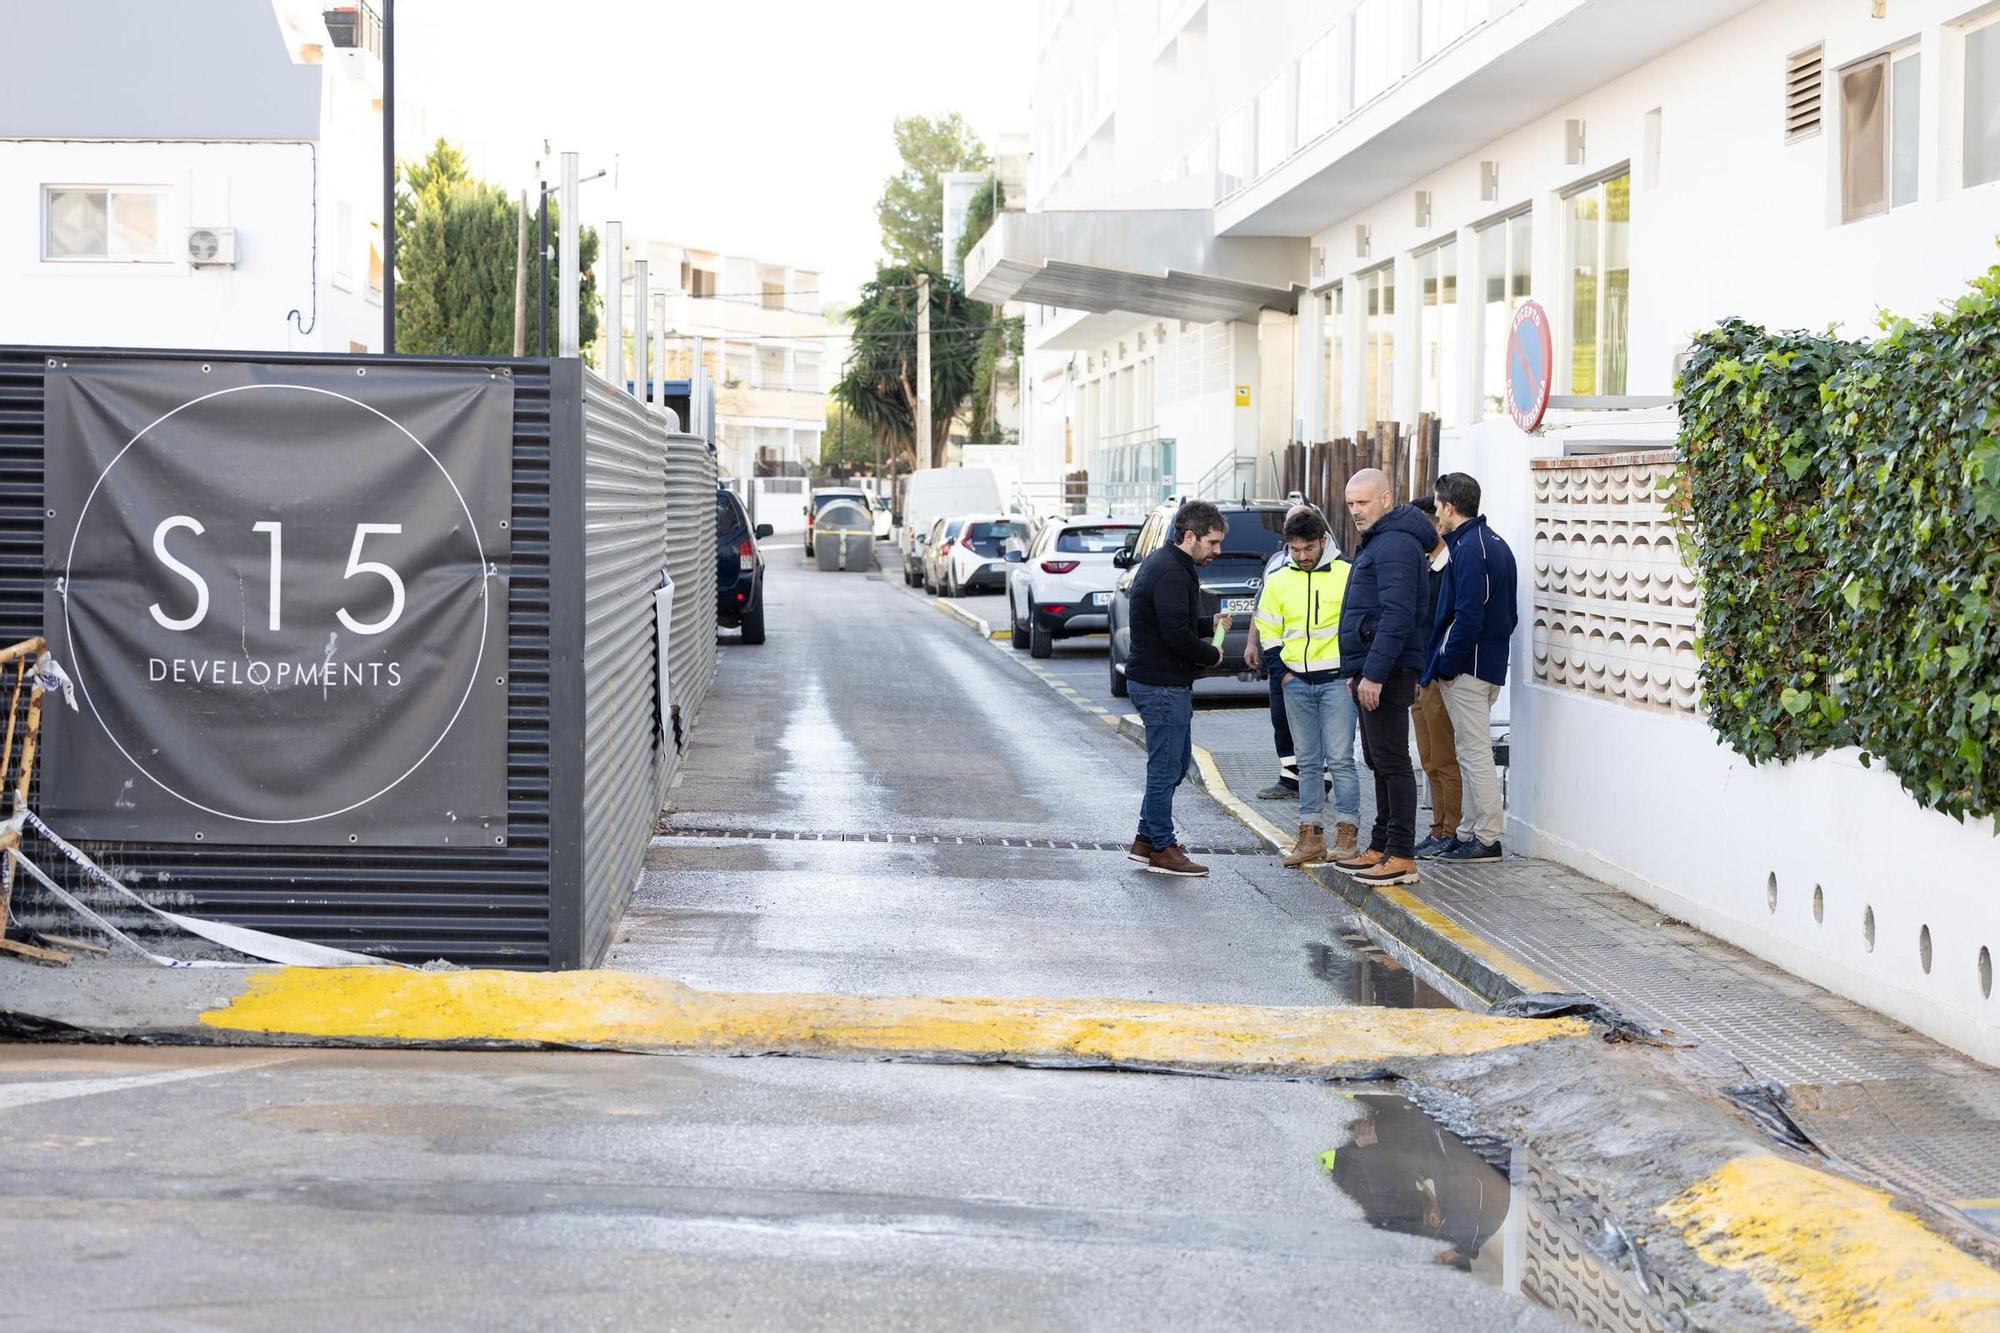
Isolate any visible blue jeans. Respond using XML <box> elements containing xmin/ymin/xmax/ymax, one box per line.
<box><xmin>1282</xmin><ymin>673</ymin><xmax>1361</xmax><ymax>827</ymax></box>
<box><xmin>1129</xmin><ymin>680</ymin><xmax>1194</xmax><ymax>849</ymax></box>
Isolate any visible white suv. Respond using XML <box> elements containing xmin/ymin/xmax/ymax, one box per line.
<box><xmin>1005</xmin><ymin>516</ymin><xmax>1142</xmax><ymax>658</ymax></box>
<box><xmin>932</xmin><ymin>514</ymin><xmax>1028</xmax><ymax>598</ymax></box>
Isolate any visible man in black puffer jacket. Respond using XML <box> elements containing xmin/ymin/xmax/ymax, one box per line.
<box><xmin>1334</xmin><ymin>468</ymin><xmax>1435</xmax><ymax>887</ymax></box>
<box><xmin>1124</xmin><ymin>500</ymin><xmax>1228</xmax><ymax>877</ymax></box>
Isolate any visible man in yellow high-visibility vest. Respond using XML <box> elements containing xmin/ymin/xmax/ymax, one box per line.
<box><xmin>1252</xmin><ymin>507</ymin><xmax>1359</xmax><ymax>868</ymax></box>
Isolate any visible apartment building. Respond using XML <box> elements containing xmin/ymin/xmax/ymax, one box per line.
<box><xmin>0</xmin><ymin>0</ymin><xmax>394</xmax><ymax>355</ymax></box>
<box><xmin>621</xmin><ymin>241</ymin><xmax>829</xmax><ymax>482</ymax></box>
<box><xmin>970</xmin><ymin>0</ymin><xmax>2000</xmax><ymax>1063</ymax></box>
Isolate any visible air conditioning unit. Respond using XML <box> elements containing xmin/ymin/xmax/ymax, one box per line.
<box><xmin>185</xmin><ymin>227</ymin><xmax>237</xmax><ymax>267</ymax></box>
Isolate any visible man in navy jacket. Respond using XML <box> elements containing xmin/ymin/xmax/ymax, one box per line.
<box><xmin>1420</xmin><ymin>472</ymin><xmax>1518</xmax><ymax>861</ymax></box>
<box><xmin>1334</xmin><ymin>468</ymin><xmax>1435</xmax><ymax>886</ymax></box>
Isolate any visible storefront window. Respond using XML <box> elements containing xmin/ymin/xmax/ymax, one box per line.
<box><xmin>1361</xmin><ymin>264</ymin><xmax>1395</xmax><ymax>428</ymax></box>
<box><xmin>1321</xmin><ymin>283</ymin><xmax>1344</xmax><ymax>437</ymax></box>
<box><xmin>1564</xmin><ymin>171</ymin><xmax>1629</xmax><ymax>396</ymax></box>
<box><xmin>1477</xmin><ymin>209</ymin><xmax>1531</xmax><ymax>417</ymax></box>
<box><xmin>1417</xmin><ymin>239</ymin><xmax>1457</xmax><ymax>426</ymax></box>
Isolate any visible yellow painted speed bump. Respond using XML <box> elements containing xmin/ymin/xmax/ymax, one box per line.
<box><xmin>1660</xmin><ymin>1154</ymin><xmax>2000</xmax><ymax>1330</ymax></box>
<box><xmin>201</xmin><ymin>968</ymin><xmax>1588</xmax><ymax>1074</ymax></box>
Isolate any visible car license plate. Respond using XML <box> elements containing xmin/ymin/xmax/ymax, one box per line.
<box><xmin>1223</xmin><ymin>597</ymin><xmax>1256</xmax><ymax>615</ymax></box>
<box><xmin>1090</xmin><ymin>592</ymin><xmax>1112</xmax><ymax>606</ymax></box>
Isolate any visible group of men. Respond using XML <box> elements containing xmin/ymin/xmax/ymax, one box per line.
<box><xmin>1120</xmin><ymin>470</ymin><xmax>1517</xmax><ymax>886</ymax></box>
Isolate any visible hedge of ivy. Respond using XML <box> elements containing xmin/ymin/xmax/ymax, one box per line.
<box><xmin>1674</xmin><ymin>258</ymin><xmax>2000</xmax><ymax>822</ymax></box>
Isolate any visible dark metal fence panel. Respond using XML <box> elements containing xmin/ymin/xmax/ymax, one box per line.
<box><xmin>664</xmin><ymin>430</ymin><xmax>718</xmax><ymax>744</ymax></box>
<box><xmin>571</xmin><ymin>370</ymin><xmax>676</xmax><ymax>967</ymax></box>
<box><xmin>0</xmin><ymin>346</ymin><xmax>554</xmax><ymax>967</ymax></box>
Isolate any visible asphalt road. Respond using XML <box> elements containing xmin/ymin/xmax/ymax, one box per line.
<box><xmin>0</xmin><ymin>554</ymin><xmax>1571</xmax><ymax>1331</ymax></box>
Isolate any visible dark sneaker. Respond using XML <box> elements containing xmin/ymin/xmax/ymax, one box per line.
<box><xmin>1414</xmin><ymin>834</ymin><xmax>1459</xmax><ymax>859</ymax></box>
<box><xmin>1255</xmin><ymin>782</ymin><xmax>1293</xmax><ymax>801</ymax></box>
<box><xmin>1146</xmin><ymin>845</ymin><xmax>1210</xmax><ymax>877</ymax></box>
<box><xmin>1127</xmin><ymin>836</ymin><xmax>1155</xmax><ymax>864</ymax></box>
<box><xmin>1334</xmin><ymin>847</ymin><xmax>1386</xmax><ymax>872</ymax></box>
<box><xmin>1438</xmin><ymin>839</ymin><xmax>1503</xmax><ymax>862</ymax></box>
<box><xmin>1350</xmin><ymin>855</ymin><xmax>1420</xmax><ymax>886</ymax></box>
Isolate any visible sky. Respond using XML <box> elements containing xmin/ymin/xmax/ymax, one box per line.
<box><xmin>395</xmin><ymin>0</ymin><xmax>1035</xmax><ymax>309</ymax></box>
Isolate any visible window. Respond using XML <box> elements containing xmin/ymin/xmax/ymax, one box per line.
<box><xmin>1564</xmin><ymin>171</ymin><xmax>1629</xmax><ymax>396</ymax></box>
<box><xmin>1419</xmin><ymin>0</ymin><xmax>1485</xmax><ymax>61</ymax></box>
<box><xmin>1785</xmin><ymin>43</ymin><xmax>1825</xmax><ymax>141</ymax></box>
<box><xmin>335</xmin><ymin>202</ymin><xmax>356</xmax><ymax>285</ymax></box>
<box><xmin>1220</xmin><ymin>509</ymin><xmax>1286</xmax><ymax>558</ymax></box>
<box><xmin>689</xmin><ymin>268</ymin><xmax>717</xmax><ymax>298</ymax></box>
<box><xmin>1359</xmin><ymin>264</ymin><xmax>1395</xmax><ymax>428</ymax></box>
<box><xmin>1840</xmin><ymin>48</ymin><xmax>1919</xmax><ymax>220</ymax></box>
<box><xmin>1056</xmin><ymin>523</ymin><xmax>1138</xmax><ymax>554</ymax></box>
<box><xmin>1966</xmin><ymin>15</ymin><xmax>2000</xmax><ymax>188</ymax></box>
<box><xmin>1477</xmin><ymin>209</ymin><xmax>1531</xmax><ymax>417</ymax></box>
<box><xmin>42</xmin><ymin>186</ymin><xmax>168</xmax><ymax>260</ymax></box>
<box><xmin>1417</xmin><ymin>239</ymin><xmax>1457</xmax><ymax>426</ymax></box>
<box><xmin>1298</xmin><ymin>27</ymin><xmax>1340</xmax><ymax>145</ymax></box>
<box><xmin>756</xmin><ymin>347</ymin><xmax>787</xmax><ymax>387</ymax></box>
<box><xmin>725</xmin><ymin>348</ymin><xmax>752</xmax><ymax>388</ymax></box>
<box><xmin>795</xmin><ymin>351</ymin><xmax>822</xmax><ymax>388</ymax></box>
<box><xmin>1321</xmin><ymin>283</ymin><xmax>1344</xmax><ymax>437</ymax></box>
<box><xmin>1350</xmin><ymin>0</ymin><xmax>1398</xmax><ymax>109</ymax></box>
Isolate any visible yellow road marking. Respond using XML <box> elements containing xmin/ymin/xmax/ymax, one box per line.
<box><xmin>1192</xmin><ymin>744</ymin><xmax>1291</xmax><ymax>847</ymax></box>
<box><xmin>201</xmin><ymin>970</ymin><xmax>1587</xmax><ymax>1072</ymax></box>
<box><xmin>1660</xmin><ymin>1154</ymin><xmax>2000</xmax><ymax>1331</ymax></box>
<box><xmin>1367</xmin><ymin>885</ymin><xmax>1567</xmax><ymax>994</ymax></box>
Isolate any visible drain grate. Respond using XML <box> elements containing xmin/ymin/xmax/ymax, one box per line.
<box><xmin>654</xmin><ymin>825</ymin><xmax>1263</xmax><ymax>856</ymax></box>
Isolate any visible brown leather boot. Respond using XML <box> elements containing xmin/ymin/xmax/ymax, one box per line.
<box><xmin>1283</xmin><ymin>823</ymin><xmax>1326</xmax><ymax>868</ymax></box>
<box><xmin>1127</xmin><ymin>836</ymin><xmax>1155</xmax><ymax>864</ymax></box>
<box><xmin>1350</xmin><ymin>855</ymin><xmax>1420</xmax><ymax>886</ymax></box>
<box><xmin>1330</xmin><ymin>822</ymin><xmax>1360</xmax><ymax>861</ymax></box>
<box><xmin>1145</xmin><ymin>844</ymin><xmax>1209</xmax><ymax>877</ymax></box>
<box><xmin>1335</xmin><ymin>847</ymin><xmax>1386</xmax><ymax>872</ymax></box>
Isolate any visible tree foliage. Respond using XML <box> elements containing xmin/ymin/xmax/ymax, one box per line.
<box><xmin>832</xmin><ymin>266</ymin><xmax>982</xmax><ymax>469</ymax></box>
<box><xmin>875</xmin><ymin>114</ymin><xmax>988</xmax><ymax>271</ymax></box>
<box><xmin>1674</xmin><ymin>253</ymin><xmax>2000</xmax><ymax>821</ymax></box>
<box><xmin>394</xmin><ymin>138</ymin><xmax>601</xmax><ymax>361</ymax></box>
<box><xmin>820</xmin><ymin>400</ymin><xmax>875</xmax><ymax>472</ymax></box>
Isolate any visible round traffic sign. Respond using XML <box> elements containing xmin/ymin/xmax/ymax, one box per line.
<box><xmin>1506</xmin><ymin>300</ymin><xmax>1554</xmax><ymax>433</ymax></box>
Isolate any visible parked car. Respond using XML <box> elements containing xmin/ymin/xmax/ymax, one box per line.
<box><xmin>920</xmin><ymin>515</ymin><xmax>969</xmax><ymax>594</ymax></box>
<box><xmin>871</xmin><ymin>495</ymin><xmax>894</xmax><ymax>541</ymax></box>
<box><xmin>900</xmin><ymin>466</ymin><xmax>1001</xmax><ymax>587</ymax></box>
<box><xmin>804</xmin><ymin>485</ymin><xmax>869</xmax><ymax>557</ymax></box>
<box><xmin>933</xmin><ymin>513</ymin><xmax>1029</xmax><ymax>598</ymax></box>
<box><xmin>1005</xmin><ymin>516</ymin><xmax>1142</xmax><ymax>658</ymax></box>
<box><xmin>1105</xmin><ymin>499</ymin><xmax>1289</xmax><ymax>697</ymax></box>
<box><xmin>716</xmin><ymin>485</ymin><xmax>773</xmax><ymax>643</ymax></box>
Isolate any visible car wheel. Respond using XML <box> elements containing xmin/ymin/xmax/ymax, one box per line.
<box><xmin>1010</xmin><ymin>602</ymin><xmax>1030</xmax><ymax>650</ymax></box>
<box><xmin>739</xmin><ymin>590</ymin><xmax>766</xmax><ymax>645</ymax></box>
<box><xmin>1108</xmin><ymin>641</ymin><xmax>1129</xmax><ymax>698</ymax></box>
<box><xmin>947</xmin><ymin>570</ymin><xmax>961</xmax><ymax>599</ymax></box>
<box><xmin>1030</xmin><ymin>618</ymin><xmax>1054</xmax><ymax>659</ymax></box>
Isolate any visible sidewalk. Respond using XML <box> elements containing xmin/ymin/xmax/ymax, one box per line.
<box><xmin>1164</xmin><ymin>704</ymin><xmax>2000</xmax><ymax>1245</ymax></box>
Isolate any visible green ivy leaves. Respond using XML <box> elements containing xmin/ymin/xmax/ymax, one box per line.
<box><xmin>1674</xmin><ymin>257</ymin><xmax>2000</xmax><ymax>824</ymax></box>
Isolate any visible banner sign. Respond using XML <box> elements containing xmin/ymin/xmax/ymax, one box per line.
<box><xmin>43</xmin><ymin>359</ymin><xmax>513</xmax><ymax>847</ymax></box>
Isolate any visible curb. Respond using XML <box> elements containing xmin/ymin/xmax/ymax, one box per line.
<box><xmin>934</xmin><ymin>597</ymin><xmax>1010</xmax><ymax>641</ymax></box>
<box><xmin>1111</xmin><ymin>711</ymin><xmax>1554</xmax><ymax>1004</ymax></box>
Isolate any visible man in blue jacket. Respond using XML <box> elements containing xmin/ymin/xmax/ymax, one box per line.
<box><xmin>1334</xmin><ymin>468</ymin><xmax>1434</xmax><ymax>886</ymax></box>
<box><xmin>1420</xmin><ymin>472</ymin><xmax>1518</xmax><ymax>862</ymax></box>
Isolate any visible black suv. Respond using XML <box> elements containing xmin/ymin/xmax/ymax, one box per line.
<box><xmin>1105</xmin><ymin>499</ymin><xmax>1288</xmax><ymax>698</ymax></box>
<box><xmin>716</xmin><ymin>486</ymin><xmax>773</xmax><ymax>643</ymax></box>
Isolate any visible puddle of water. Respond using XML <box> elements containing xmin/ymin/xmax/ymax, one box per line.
<box><xmin>1323</xmin><ymin>1091</ymin><xmax>1692</xmax><ymax>1331</ymax></box>
<box><xmin>1306</xmin><ymin>938</ymin><xmax>1456</xmax><ymax>1009</ymax></box>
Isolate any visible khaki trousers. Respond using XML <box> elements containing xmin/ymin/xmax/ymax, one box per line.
<box><xmin>1411</xmin><ymin>681</ymin><xmax>1460</xmax><ymax>839</ymax></box>
<box><xmin>1441</xmin><ymin>675</ymin><xmax>1504</xmax><ymax>845</ymax></box>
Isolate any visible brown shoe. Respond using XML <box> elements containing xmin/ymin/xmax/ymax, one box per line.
<box><xmin>1127</xmin><ymin>836</ymin><xmax>1155</xmax><ymax>864</ymax></box>
<box><xmin>1350</xmin><ymin>855</ymin><xmax>1420</xmax><ymax>886</ymax></box>
<box><xmin>1145</xmin><ymin>844</ymin><xmax>1209</xmax><ymax>877</ymax></box>
<box><xmin>1334</xmin><ymin>847</ymin><xmax>1386</xmax><ymax>872</ymax></box>
<box><xmin>1282</xmin><ymin>823</ymin><xmax>1326</xmax><ymax>868</ymax></box>
<box><xmin>1331</xmin><ymin>822</ymin><xmax>1361</xmax><ymax>861</ymax></box>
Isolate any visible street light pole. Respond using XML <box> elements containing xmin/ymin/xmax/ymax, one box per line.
<box><xmin>381</xmin><ymin>0</ymin><xmax>396</xmax><ymax>353</ymax></box>
<box><xmin>537</xmin><ymin>178</ymin><xmax>548</xmax><ymax>357</ymax></box>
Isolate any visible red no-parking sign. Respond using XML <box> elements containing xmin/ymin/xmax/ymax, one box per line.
<box><xmin>1506</xmin><ymin>300</ymin><xmax>1554</xmax><ymax>433</ymax></box>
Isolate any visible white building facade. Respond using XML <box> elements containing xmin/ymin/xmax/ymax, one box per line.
<box><xmin>0</xmin><ymin>0</ymin><xmax>394</xmax><ymax>356</ymax></box>
<box><xmin>973</xmin><ymin>0</ymin><xmax>2000</xmax><ymax>1062</ymax></box>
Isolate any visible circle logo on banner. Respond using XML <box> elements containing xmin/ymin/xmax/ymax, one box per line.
<box><xmin>61</xmin><ymin>384</ymin><xmax>489</xmax><ymax>826</ymax></box>
<box><xmin>1506</xmin><ymin>300</ymin><xmax>1554</xmax><ymax>433</ymax></box>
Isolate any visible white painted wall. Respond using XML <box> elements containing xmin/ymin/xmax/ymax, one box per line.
<box><xmin>1445</xmin><ymin>417</ymin><xmax>2000</xmax><ymax>1066</ymax></box>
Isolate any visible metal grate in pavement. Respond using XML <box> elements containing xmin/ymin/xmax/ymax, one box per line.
<box><xmin>1784</xmin><ymin>1077</ymin><xmax>2000</xmax><ymax>1210</ymax></box>
<box><xmin>653</xmin><ymin>825</ymin><xmax>1265</xmax><ymax>856</ymax></box>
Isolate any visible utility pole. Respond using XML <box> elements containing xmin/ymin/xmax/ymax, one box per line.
<box><xmin>558</xmin><ymin>151</ymin><xmax>579</xmax><ymax>357</ymax></box>
<box><xmin>915</xmin><ymin>273</ymin><xmax>932</xmax><ymax>470</ymax></box>
<box><xmin>537</xmin><ymin>177</ymin><xmax>548</xmax><ymax>356</ymax></box>
<box><xmin>512</xmin><ymin>188</ymin><xmax>528</xmax><ymax>356</ymax></box>
<box><xmin>604</xmin><ymin>220</ymin><xmax>624</xmax><ymax>383</ymax></box>
<box><xmin>381</xmin><ymin>0</ymin><xmax>396</xmax><ymax>353</ymax></box>
<box><xmin>635</xmin><ymin>260</ymin><xmax>651</xmax><ymax>404</ymax></box>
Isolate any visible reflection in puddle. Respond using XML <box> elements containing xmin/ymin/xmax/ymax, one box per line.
<box><xmin>1306</xmin><ymin>938</ymin><xmax>1456</xmax><ymax>1009</ymax></box>
<box><xmin>1324</xmin><ymin>1093</ymin><xmax>1690</xmax><ymax>1330</ymax></box>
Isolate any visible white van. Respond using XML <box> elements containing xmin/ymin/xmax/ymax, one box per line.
<box><xmin>898</xmin><ymin>467</ymin><xmax>1002</xmax><ymax>588</ymax></box>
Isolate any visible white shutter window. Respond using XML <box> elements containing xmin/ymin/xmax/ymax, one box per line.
<box><xmin>1786</xmin><ymin>43</ymin><xmax>1825</xmax><ymax>141</ymax></box>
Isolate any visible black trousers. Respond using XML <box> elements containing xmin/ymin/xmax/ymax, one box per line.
<box><xmin>1263</xmin><ymin>644</ymin><xmax>1297</xmax><ymax>790</ymax></box>
<box><xmin>1354</xmin><ymin>667</ymin><xmax>1419</xmax><ymax>859</ymax></box>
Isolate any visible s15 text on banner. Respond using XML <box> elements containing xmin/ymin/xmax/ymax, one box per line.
<box><xmin>42</xmin><ymin>359</ymin><xmax>513</xmax><ymax>847</ymax></box>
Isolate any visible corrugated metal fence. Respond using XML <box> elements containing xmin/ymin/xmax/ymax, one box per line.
<box><xmin>0</xmin><ymin>349</ymin><xmax>716</xmax><ymax>969</ymax></box>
